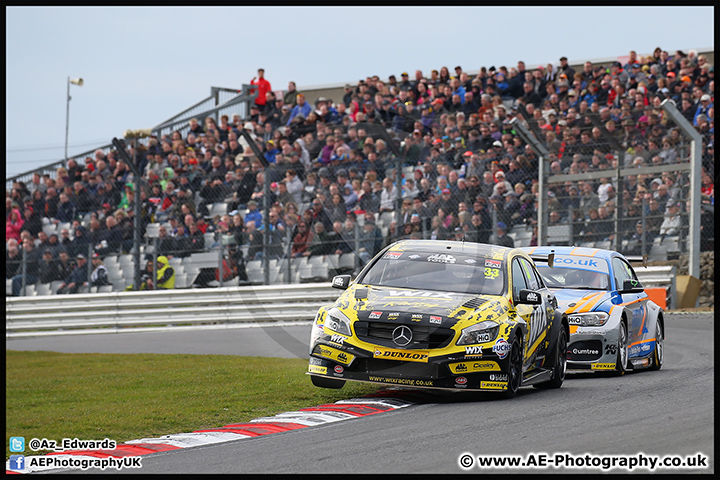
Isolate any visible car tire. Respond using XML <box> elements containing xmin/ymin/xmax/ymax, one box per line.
<box><xmin>501</xmin><ymin>339</ymin><xmax>523</xmax><ymax>399</ymax></box>
<box><xmin>311</xmin><ymin>375</ymin><xmax>346</xmax><ymax>389</ymax></box>
<box><xmin>534</xmin><ymin>326</ymin><xmax>567</xmax><ymax>389</ymax></box>
<box><xmin>649</xmin><ymin>320</ymin><xmax>663</xmax><ymax>371</ymax></box>
<box><xmin>613</xmin><ymin>320</ymin><xmax>629</xmax><ymax>376</ymax></box>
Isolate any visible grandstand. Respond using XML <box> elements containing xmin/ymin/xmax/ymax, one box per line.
<box><xmin>6</xmin><ymin>47</ymin><xmax>714</xmax><ymax>300</ymax></box>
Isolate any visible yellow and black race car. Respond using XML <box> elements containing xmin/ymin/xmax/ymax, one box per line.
<box><xmin>308</xmin><ymin>239</ymin><xmax>569</xmax><ymax>398</ymax></box>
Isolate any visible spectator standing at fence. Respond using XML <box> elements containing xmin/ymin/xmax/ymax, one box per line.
<box><xmin>284</xmin><ymin>81</ymin><xmax>300</xmax><ymax>107</ymax></box>
<box><xmin>357</xmin><ymin>217</ymin><xmax>383</xmax><ymax>264</ymax></box>
<box><xmin>250</xmin><ymin>68</ymin><xmax>272</xmax><ymax>110</ymax></box>
<box><xmin>659</xmin><ymin>202</ymin><xmax>683</xmax><ymax>238</ymax></box>
<box><xmin>10</xmin><ymin>238</ymin><xmax>42</xmax><ymax>296</ymax></box>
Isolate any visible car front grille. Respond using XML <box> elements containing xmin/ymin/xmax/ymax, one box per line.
<box><xmin>354</xmin><ymin>321</ymin><xmax>455</xmax><ymax>349</ymax></box>
<box><xmin>353</xmin><ymin>358</ymin><xmax>440</xmax><ymax>378</ymax></box>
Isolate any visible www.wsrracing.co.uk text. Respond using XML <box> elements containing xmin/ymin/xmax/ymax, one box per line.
<box><xmin>458</xmin><ymin>452</ymin><xmax>709</xmax><ymax>471</ymax></box>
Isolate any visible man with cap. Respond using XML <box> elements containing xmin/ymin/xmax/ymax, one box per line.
<box><xmin>88</xmin><ymin>253</ymin><xmax>110</xmax><ymax>289</ymax></box>
<box><xmin>399</xmin><ymin>72</ymin><xmax>412</xmax><ymax>91</ymax></box>
<box><xmin>626</xmin><ymin>220</ymin><xmax>657</xmax><ymax>256</ymax></box>
<box><xmin>56</xmin><ymin>253</ymin><xmax>89</xmax><ymax>294</ymax></box>
<box><xmin>693</xmin><ymin>94</ymin><xmax>713</xmax><ymax>126</ymax></box>
<box><xmin>494</xmin><ymin>221</ymin><xmax>515</xmax><ymax>248</ymax></box>
<box><xmin>659</xmin><ymin>202</ymin><xmax>682</xmax><ymax>238</ymax></box>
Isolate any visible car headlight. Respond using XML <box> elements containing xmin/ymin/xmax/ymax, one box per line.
<box><xmin>324</xmin><ymin>307</ymin><xmax>352</xmax><ymax>336</ymax></box>
<box><xmin>457</xmin><ymin>320</ymin><xmax>499</xmax><ymax>346</ymax></box>
<box><xmin>567</xmin><ymin>312</ymin><xmax>609</xmax><ymax>326</ymax></box>
<box><xmin>309</xmin><ymin>310</ymin><xmax>325</xmax><ymax>353</ymax></box>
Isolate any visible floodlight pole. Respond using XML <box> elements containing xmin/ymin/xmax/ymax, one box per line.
<box><xmin>65</xmin><ymin>77</ymin><xmax>83</xmax><ymax>164</ymax></box>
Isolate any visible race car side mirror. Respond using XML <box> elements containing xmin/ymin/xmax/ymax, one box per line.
<box><xmin>621</xmin><ymin>279</ymin><xmax>644</xmax><ymax>293</ymax></box>
<box><xmin>517</xmin><ymin>289</ymin><xmax>542</xmax><ymax>305</ymax></box>
<box><xmin>331</xmin><ymin>274</ymin><xmax>352</xmax><ymax>290</ymax></box>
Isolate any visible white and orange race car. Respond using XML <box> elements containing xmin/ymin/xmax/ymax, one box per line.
<box><xmin>521</xmin><ymin>246</ymin><xmax>664</xmax><ymax>374</ymax></box>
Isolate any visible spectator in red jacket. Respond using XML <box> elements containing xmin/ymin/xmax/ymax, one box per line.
<box><xmin>250</xmin><ymin>68</ymin><xmax>272</xmax><ymax>109</ymax></box>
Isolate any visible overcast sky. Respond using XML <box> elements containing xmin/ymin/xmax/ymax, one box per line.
<box><xmin>5</xmin><ymin>6</ymin><xmax>714</xmax><ymax>179</ymax></box>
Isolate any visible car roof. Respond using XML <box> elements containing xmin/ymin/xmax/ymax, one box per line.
<box><xmin>520</xmin><ymin>246</ymin><xmax>619</xmax><ymax>262</ymax></box>
<box><xmin>387</xmin><ymin>239</ymin><xmax>519</xmax><ymax>260</ymax></box>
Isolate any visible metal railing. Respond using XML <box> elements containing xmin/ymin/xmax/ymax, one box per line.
<box><xmin>6</xmin><ymin>282</ymin><xmax>338</xmax><ymax>338</ymax></box>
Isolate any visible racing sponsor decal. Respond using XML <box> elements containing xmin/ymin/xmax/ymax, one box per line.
<box><xmin>408</xmin><ymin>254</ymin><xmax>420</xmax><ymax>259</ymax></box>
<box><xmin>464</xmin><ymin>346</ymin><xmax>483</xmax><ymax>357</ymax></box>
<box><xmin>547</xmin><ymin>255</ymin><xmax>610</xmax><ymax>273</ymax></box>
<box><xmin>386</xmin><ymin>289</ymin><xmax>456</xmax><ymax>299</ymax></box>
<box><xmin>448</xmin><ymin>361</ymin><xmax>500</xmax><ymax>374</ymax></box>
<box><xmin>488</xmin><ymin>373</ymin><xmax>508</xmax><ymax>382</ymax></box>
<box><xmin>605</xmin><ymin>343</ymin><xmax>617</xmax><ymax>355</ymax></box>
<box><xmin>485</xmin><ymin>259</ymin><xmax>502</xmax><ymax>268</ymax></box>
<box><xmin>369</xmin><ymin>311</ymin><xmax>382</xmax><ymax>319</ymax></box>
<box><xmin>411</xmin><ymin>314</ymin><xmax>423</xmax><ymax>321</ymax></box>
<box><xmin>455</xmin><ymin>376</ymin><xmax>468</xmax><ymax>386</ymax></box>
<box><xmin>383</xmin><ymin>251</ymin><xmax>402</xmax><ymax>260</ymax></box>
<box><xmin>387</xmin><ymin>312</ymin><xmax>401</xmax><ymax>320</ymax></box>
<box><xmin>426</xmin><ymin>253</ymin><xmax>456</xmax><ymax>263</ymax></box>
<box><xmin>332</xmin><ymin>276</ymin><xmax>346</xmax><ymax>287</ymax></box>
<box><xmin>308</xmin><ymin>365</ymin><xmax>327</xmax><ymax>374</ymax></box>
<box><xmin>630</xmin><ymin>358</ymin><xmax>650</xmax><ymax>367</ymax></box>
<box><xmin>590</xmin><ymin>363</ymin><xmax>616</xmax><ymax>370</ymax></box>
<box><xmin>492</xmin><ymin>338</ymin><xmax>512</xmax><ymax>359</ymax></box>
<box><xmin>480</xmin><ymin>381</ymin><xmax>507</xmax><ymax>390</ymax></box>
<box><xmin>367</xmin><ymin>376</ymin><xmax>434</xmax><ymax>387</ymax></box>
<box><xmin>373</xmin><ymin>346</ymin><xmax>429</xmax><ymax>363</ymax></box>
<box><xmin>429</xmin><ymin>315</ymin><xmax>442</xmax><ymax>325</ymax></box>
<box><xmin>525</xmin><ymin>292</ymin><xmax>539</xmax><ymax>302</ymax></box>
<box><xmin>464</xmin><ymin>258</ymin><xmax>477</xmax><ymax>264</ymax></box>
<box><xmin>333</xmin><ymin>365</ymin><xmax>344</xmax><ymax>374</ymax></box>
<box><xmin>314</xmin><ymin>345</ymin><xmax>355</xmax><ymax>365</ymax></box>
<box><xmin>330</xmin><ymin>334</ymin><xmax>346</xmax><ymax>345</ymax></box>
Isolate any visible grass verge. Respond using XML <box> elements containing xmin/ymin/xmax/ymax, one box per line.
<box><xmin>6</xmin><ymin>350</ymin><xmax>378</xmax><ymax>460</ymax></box>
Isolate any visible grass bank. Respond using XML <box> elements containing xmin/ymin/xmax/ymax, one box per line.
<box><xmin>6</xmin><ymin>350</ymin><xmax>378</xmax><ymax>459</ymax></box>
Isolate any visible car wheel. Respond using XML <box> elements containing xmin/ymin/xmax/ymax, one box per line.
<box><xmin>535</xmin><ymin>327</ymin><xmax>567</xmax><ymax>389</ymax></box>
<box><xmin>311</xmin><ymin>375</ymin><xmax>346</xmax><ymax>389</ymax></box>
<box><xmin>613</xmin><ymin>320</ymin><xmax>629</xmax><ymax>375</ymax></box>
<box><xmin>649</xmin><ymin>320</ymin><xmax>663</xmax><ymax>371</ymax></box>
<box><xmin>502</xmin><ymin>339</ymin><xmax>523</xmax><ymax>399</ymax></box>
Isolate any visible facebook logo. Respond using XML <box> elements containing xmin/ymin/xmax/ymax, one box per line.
<box><xmin>10</xmin><ymin>436</ymin><xmax>25</xmax><ymax>452</ymax></box>
<box><xmin>9</xmin><ymin>455</ymin><xmax>25</xmax><ymax>471</ymax></box>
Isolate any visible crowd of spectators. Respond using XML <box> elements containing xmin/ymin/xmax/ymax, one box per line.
<box><xmin>6</xmin><ymin>49</ymin><xmax>715</xmax><ymax>294</ymax></box>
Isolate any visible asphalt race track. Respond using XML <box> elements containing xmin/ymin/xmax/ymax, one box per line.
<box><xmin>6</xmin><ymin>312</ymin><xmax>714</xmax><ymax>474</ymax></box>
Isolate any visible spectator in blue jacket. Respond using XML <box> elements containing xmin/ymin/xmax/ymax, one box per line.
<box><xmin>286</xmin><ymin>93</ymin><xmax>312</xmax><ymax>126</ymax></box>
<box><xmin>694</xmin><ymin>93</ymin><xmax>713</xmax><ymax>126</ymax></box>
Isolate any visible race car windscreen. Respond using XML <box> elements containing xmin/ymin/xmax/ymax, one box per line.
<box><xmin>534</xmin><ymin>255</ymin><xmax>610</xmax><ymax>290</ymax></box>
<box><xmin>359</xmin><ymin>250</ymin><xmax>506</xmax><ymax>296</ymax></box>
